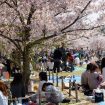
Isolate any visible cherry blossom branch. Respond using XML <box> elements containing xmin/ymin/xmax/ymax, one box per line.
<box><xmin>62</xmin><ymin>25</ymin><xmax>104</xmax><ymax>33</ymax></box>
<box><xmin>27</xmin><ymin>3</ymin><xmax>36</xmax><ymax>25</ymax></box>
<box><xmin>61</xmin><ymin>0</ymin><xmax>92</xmax><ymax>32</ymax></box>
<box><xmin>26</xmin><ymin>33</ymin><xmax>57</xmax><ymax>49</ymax></box>
<box><xmin>0</xmin><ymin>0</ymin><xmax>7</xmax><ymax>5</ymax></box>
<box><xmin>0</xmin><ymin>30</ymin><xmax>22</xmax><ymax>53</ymax></box>
<box><xmin>5</xmin><ymin>1</ymin><xmax>25</xmax><ymax>26</ymax></box>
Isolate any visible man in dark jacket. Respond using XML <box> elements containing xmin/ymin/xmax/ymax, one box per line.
<box><xmin>59</xmin><ymin>43</ymin><xmax>66</xmax><ymax>71</ymax></box>
<box><xmin>53</xmin><ymin>47</ymin><xmax>62</xmax><ymax>73</ymax></box>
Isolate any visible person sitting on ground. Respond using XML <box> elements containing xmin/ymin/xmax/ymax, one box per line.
<box><xmin>38</xmin><ymin>72</ymin><xmax>47</xmax><ymax>95</ymax></box>
<box><xmin>10</xmin><ymin>73</ymin><xmax>26</xmax><ymax>104</ymax></box>
<box><xmin>42</xmin><ymin>82</ymin><xmax>70</xmax><ymax>105</ymax></box>
<box><xmin>30</xmin><ymin>72</ymin><xmax>48</xmax><ymax>103</ymax></box>
<box><xmin>0</xmin><ymin>81</ymin><xmax>8</xmax><ymax>105</ymax></box>
<box><xmin>87</xmin><ymin>63</ymin><xmax>103</xmax><ymax>91</ymax></box>
<box><xmin>81</xmin><ymin>63</ymin><xmax>93</xmax><ymax>92</ymax></box>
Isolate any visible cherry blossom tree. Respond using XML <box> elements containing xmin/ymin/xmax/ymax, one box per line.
<box><xmin>0</xmin><ymin>0</ymin><xmax>104</xmax><ymax>91</ymax></box>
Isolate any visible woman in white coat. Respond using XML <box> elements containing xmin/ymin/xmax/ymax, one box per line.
<box><xmin>0</xmin><ymin>81</ymin><xmax>8</xmax><ymax>105</ymax></box>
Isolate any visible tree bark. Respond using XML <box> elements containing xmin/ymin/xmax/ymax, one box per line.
<box><xmin>11</xmin><ymin>49</ymin><xmax>21</xmax><ymax>69</ymax></box>
<box><xmin>22</xmin><ymin>47</ymin><xmax>31</xmax><ymax>93</ymax></box>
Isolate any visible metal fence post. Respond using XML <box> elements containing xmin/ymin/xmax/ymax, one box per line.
<box><xmin>69</xmin><ymin>79</ymin><xmax>71</xmax><ymax>96</ymax></box>
<box><xmin>75</xmin><ymin>83</ymin><xmax>78</xmax><ymax>102</ymax></box>
<box><xmin>56</xmin><ymin>71</ymin><xmax>58</xmax><ymax>87</ymax></box>
<box><xmin>61</xmin><ymin>77</ymin><xmax>64</xmax><ymax>91</ymax></box>
<box><xmin>52</xmin><ymin>71</ymin><xmax>54</xmax><ymax>83</ymax></box>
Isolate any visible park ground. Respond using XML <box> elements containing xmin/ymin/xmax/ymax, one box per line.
<box><xmin>32</xmin><ymin>64</ymin><xmax>99</xmax><ymax>105</ymax></box>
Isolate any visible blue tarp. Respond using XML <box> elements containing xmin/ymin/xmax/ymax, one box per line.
<box><xmin>48</xmin><ymin>75</ymin><xmax>81</xmax><ymax>83</ymax></box>
<box><xmin>98</xmin><ymin>101</ymin><xmax>105</xmax><ymax>105</ymax></box>
<box><xmin>64</xmin><ymin>75</ymin><xmax>81</xmax><ymax>83</ymax></box>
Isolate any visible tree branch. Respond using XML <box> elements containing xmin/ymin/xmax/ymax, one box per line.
<box><xmin>61</xmin><ymin>0</ymin><xmax>92</xmax><ymax>32</ymax></box>
<box><xmin>65</xmin><ymin>35</ymin><xmax>89</xmax><ymax>44</ymax></box>
<box><xmin>11</xmin><ymin>0</ymin><xmax>17</xmax><ymax>7</ymax></box>
<box><xmin>27</xmin><ymin>3</ymin><xmax>36</xmax><ymax>25</ymax></box>
<box><xmin>62</xmin><ymin>25</ymin><xmax>104</xmax><ymax>33</ymax></box>
<box><xmin>0</xmin><ymin>0</ymin><xmax>7</xmax><ymax>5</ymax></box>
<box><xmin>5</xmin><ymin>1</ymin><xmax>25</xmax><ymax>26</ymax></box>
<box><xmin>0</xmin><ymin>31</ymin><xmax>22</xmax><ymax>53</ymax></box>
<box><xmin>14</xmin><ymin>39</ymin><xmax>22</xmax><ymax>51</ymax></box>
<box><xmin>27</xmin><ymin>33</ymin><xmax>57</xmax><ymax>49</ymax></box>
<box><xmin>54</xmin><ymin>12</ymin><xmax>62</xmax><ymax>17</ymax></box>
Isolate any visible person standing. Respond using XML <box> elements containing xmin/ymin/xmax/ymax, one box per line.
<box><xmin>79</xmin><ymin>48</ymin><xmax>85</xmax><ymax>60</ymax></box>
<box><xmin>53</xmin><ymin>46</ymin><xmax>62</xmax><ymax>73</ymax></box>
<box><xmin>59</xmin><ymin>43</ymin><xmax>66</xmax><ymax>71</ymax></box>
<box><xmin>66</xmin><ymin>52</ymin><xmax>74</xmax><ymax>72</ymax></box>
<box><xmin>85</xmin><ymin>47</ymin><xmax>90</xmax><ymax>62</ymax></box>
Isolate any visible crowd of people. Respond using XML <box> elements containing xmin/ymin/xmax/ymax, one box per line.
<box><xmin>35</xmin><ymin>43</ymin><xmax>103</xmax><ymax>73</ymax></box>
<box><xmin>0</xmin><ymin>43</ymin><xmax>105</xmax><ymax>105</ymax></box>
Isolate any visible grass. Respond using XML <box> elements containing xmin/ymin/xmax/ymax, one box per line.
<box><xmin>57</xmin><ymin>64</ymin><xmax>86</xmax><ymax>77</ymax></box>
<box><xmin>54</xmin><ymin>65</ymin><xmax>96</xmax><ymax>105</ymax></box>
<box><xmin>32</xmin><ymin>64</ymin><xmax>97</xmax><ymax>105</ymax></box>
<box><xmin>58</xmin><ymin>70</ymin><xmax>83</xmax><ymax>77</ymax></box>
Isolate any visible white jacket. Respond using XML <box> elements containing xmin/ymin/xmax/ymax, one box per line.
<box><xmin>45</xmin><ymin>85</ymin><xmax>64</xmax><ymax>103</ymax></box>
<box><xmin>0</xmin><ymin>91</ymin><xmax>8</xmax><ymax>105</ymax></box>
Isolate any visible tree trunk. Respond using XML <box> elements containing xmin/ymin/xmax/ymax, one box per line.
<box><xmin>11</xmin><ymin>49</ymin><xmax>21</xmax><ymax>68</ymax></box>
<box><xmin>22</xmin><ymin>48</ymin><xmax>31</xmax><ymax>93</ymax></box>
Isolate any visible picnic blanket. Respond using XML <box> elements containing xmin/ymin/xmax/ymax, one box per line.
<box><xmin>98</xmin><ymin>101</ymin><xmax>105</xmax><ymax>105</ymax></box>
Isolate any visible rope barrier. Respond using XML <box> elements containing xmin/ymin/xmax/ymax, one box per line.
<box><xmin>0</xmin><ymin>93</ymin><xmax>36</xmax><ymax>101</ymax></box>
<box><xmin>8</xmin><ymin>93</ymin><xmax>36</xmax><ymax>101</ymax></box>
<box><xmin>1</xmin><ymin>91</ymin><xmax>55</xmax><ymax>101</ymax></box>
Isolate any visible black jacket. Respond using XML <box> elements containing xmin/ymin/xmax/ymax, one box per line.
<box><xmin>53</xmin><ymin>48</ymin><xmax>62</xmax><ymax>60</ymax></box>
